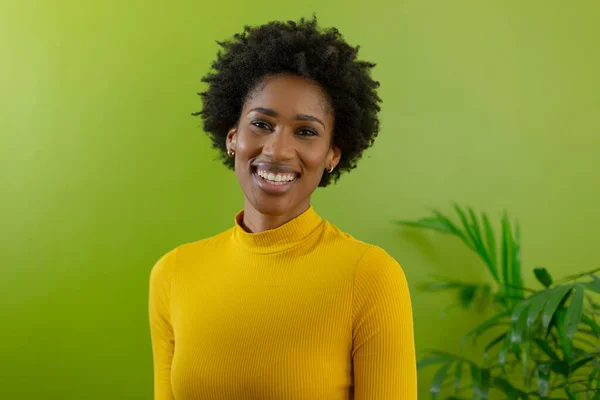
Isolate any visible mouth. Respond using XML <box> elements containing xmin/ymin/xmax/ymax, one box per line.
<box><xmin>251</xmin><ymin>165</ymin><xmax>300</xmax><ymax>195</ymax></box>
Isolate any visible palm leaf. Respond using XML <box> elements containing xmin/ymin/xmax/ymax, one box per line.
<box><xmin>470</xmin><ymin>363</ymin><xmax>481</xmax><ymax>400</ymax></box>
<box><xmin>459</xmin><ymin>285</ymin><xmax>478</xmax><ymax>308</ymax></box>
<box><xmin>527</xmin><ymin>289</ymin><xmax>552</xmax><ymax>326</ymax></box>
<box><xmin>559</xmin><ymin>267</ymin><xmax>600</xmax><ymax>283</ymax></box>
<box><xmin>511</xmin><ymin>304</ymin><xmax>529</xmax><ymax>344</ymax></box>
<box><xmin>564</xmin><ymin>284</ymin><xmax>585</xmax><ymax>339</ymax></box>
<box><xmin>498</xmin><ymin>332</ymin><xmax>512</xmax><ymax>365</ymax></box>
<box><xmin>462</xmin><ymin>311</ymin><xmax>510</xmax><ymax>345</ymax></box>
<box><xmin>511</xmin><ymin>298</ymin><xmax>531</xmax><ymax>323</ymax></box>
<box><xmin>394</xmin><ymin>217</ymin><xmax>453</xmax><ymax>233</ymax></box>
<box><xmin>533</xmin><ymin>338</ymin><xmax>561</xmax><ymax>361</ymax></box>
<box><xmin>430</xmin><ymin>363</ymin><xmax>452</xmax><ymax>399</ymax></box>
<box><xmin>542</xmin><ymin>285</ymin><xmax>573</xmax><ymax>333</ymax></box>
<box><xmin>594</xmin><ymin>368</ymin><xmax>600</xmax><ymax>399</ymax></box>
<box><xmin>577</xmin><ymin>329</ymin><xmax>600</xmax><ymax>343</ymax></box>
<box><xmin>453</xmin><ymin>204</ymin><xmax>477</xmax><ymax>248</ymax></box>
<box><xmin>466</xmin><ymin>206</ymin><xmax>499</xmax><ymax>282</ymax></box>
<box><xmin>534</xmin><ymin>267</ymin><xmax>554</xmax><ymax>288</ymax></box>
<box><xmin>511</xmin><ymin>342</ymin><xmax>521</xmax><ymax>362</ymax></box>
<box><xmin>501</xmin><ymin>212</ymin><xmax>513</xmax><ymax>304</ymax></box>
<box><xmin>535</xmin><ymin>362</ymin><xmax>551</xmax><ymax>397</ymax></box>
<box><xmin>484</xmin><ymin>332</ymin><xmax>507</xmax><ymax>359</ymax></box>
<box><xmin>454</xmin><ymin>362</ymin><xmax>463</xmax><ymax>393</ymax></box>
<box><xmin>397</xmin><ymin>206</ymin><xmax>599</xmax><ymax>400</ymax></box>
<box><xmin>429</xmin><ymin>208</ymin><xmax>472</xmax><ymax>247</ymax></box>
<box><xmin>573</xmin><ymin>335</ymin><xmax>600</xmax><ymax>351</ymax></box>
<box><xmin>581</xmin><ymin>314</ymin><xmax>600</xmax><ymax>335</ymax></box>
<box><xmin>522</xmin><ymin>340</ymin><xmax>531</xmax><ymax>391</ymax></box>
<box><xmin>587</xmin><ymin>368</ymin><xmax>600</xmax><ymax>399</ymax></box>
<box><xmin>453</xmin><ymin>205</ymin><xmax>497</xmax><ymax>283</ymax></box>
<box><xmin>511</xmin><ymin>220</ymin><xmax>524</xmax><ymax>300</ymax></box>
<box><xmin>550</xmin><ymin>360</ymin><xmax>570</xmax><ymax>376</ymax></box>
<box><xmin>491</xmin><ymin>376</ymin><xmax>526</xmax><ymax>399</ymax></box>
<box><xmin>571</xmin><ymin>355</ymin><xmax>597</xmax><ymax>372</ymax></box>
<box><xmin>480</xmin><ymin>368</ymin><xmax>491</xmax><ymax>399</ymax></box>
<box><xmin>582</xmin><ymin>274</ymin><xmax>600</xmax><ymax>293</ymax></box>
<box><xmin>555</xmin><ymin>308</ymin><xmax>574</xmax><ymax>364</ymax></box>
<box><xmin>482</xmin><ymin>212</ymin><xmax>498</xmax><ymax>281</ymax></box>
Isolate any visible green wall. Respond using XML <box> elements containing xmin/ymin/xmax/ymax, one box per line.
<box><xmin>1</xmin><ymin>1</ymin><xmax>599</xmax><ymax>398</ymax></box>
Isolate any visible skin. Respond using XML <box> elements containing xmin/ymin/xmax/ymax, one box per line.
<box><xmin>225</xmin><ymin>73</ymin><xmax>341</xmax><ymax>233</ymax></box>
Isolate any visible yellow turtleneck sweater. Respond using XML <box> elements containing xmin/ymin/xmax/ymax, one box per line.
<box><xmin>149</xmin><ymin>206</ymin><xmax>417</xmax><ymax>399</ymax></box>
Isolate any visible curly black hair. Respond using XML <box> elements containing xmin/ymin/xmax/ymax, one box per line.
<box><xmin>193</xmin><ymin>15</ymin><xmax>382</xmax><ymax>187</ymax></box>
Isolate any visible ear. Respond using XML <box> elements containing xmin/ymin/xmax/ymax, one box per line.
<box><xmin>226</xmin><ymin>126</ymin><xmax>237</xmax><ymax>152</ymax></box>
<box><xmin>327</xmin><ymin>145</ymin><xmax>342</xmax><ymax>171</ymax></box>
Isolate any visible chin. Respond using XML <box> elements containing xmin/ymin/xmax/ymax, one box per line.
<box><xmin>249</xmin><ymin>193</ymin><xmax>299</xmax><ymax>217</ymax></box>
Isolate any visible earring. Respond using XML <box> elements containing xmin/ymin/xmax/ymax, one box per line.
<box><xmin>327</xmin><ymin>166</ymin><xmax>334</xmax><ymax>173</ymax></box>
<box><xmin>227</xmin><ymin>149</ymin><xmax>235</xmax><ymax>158</ymax></box>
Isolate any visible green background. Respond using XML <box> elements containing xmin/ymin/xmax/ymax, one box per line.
<box><xmin>1</xmin><ymin>1</ymin><xmax>599</xmax><ymax>398</ymax></box>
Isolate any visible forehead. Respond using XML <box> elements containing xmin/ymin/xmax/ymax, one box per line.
<box><xmin>244</xmin><ymin>74</ymin><xmax>333</xmax><ymax>117</ymax></box>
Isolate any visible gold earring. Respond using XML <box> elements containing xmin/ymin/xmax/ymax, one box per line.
<box><xmin>227</xmin><ymin>149</ymin><xmax>235</xmax><ymax>158</ymax></box>
<box><xmin>327</xmin><ymin>166</ymin><xmax>334</xmax><ymax>173</ymax></box>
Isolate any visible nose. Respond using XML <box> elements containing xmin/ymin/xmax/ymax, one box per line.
<box><xmin>262</xmin><ymin>128</ymin><xmax>295</xmax><ymax>161</ymax></box>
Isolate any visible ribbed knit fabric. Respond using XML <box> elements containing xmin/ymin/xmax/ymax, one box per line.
<box><xmin>149</xmin><ymin>206</ymin><xmax>417</xmax><ymax>399</ymax></box>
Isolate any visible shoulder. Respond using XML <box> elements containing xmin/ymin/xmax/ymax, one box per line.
<box><xmin>321</xmin><ymin>219</ymin><xmax>407</xmax><ymax>281</ymax></box>
<box><xmin>149</xmin><ymin>246</ymin><xmax>178</xmax><ymax>286</ymax></box>
<box><xmin>328</xmin><ymin>220</ymin><xmax>404</xmax><ymax>272</ymax></box>
<box><xmin>351</xmin><ymin>244</ymin><xmax>412</xmax><ymax>316</ymax></box>
<box><xmin>321</xmin><ymin>221</ymin><xmax>372</xmax><ymax>254</ymax></box>
<box><xmin>175</xmin><ymin>228</ymin><xmax>234</xmax><ymax>260</ymax></box>
<box><xmin>355</xmin><ymin>245</ymin><xmax>406</xmax><ymax>284</ymax></box>
<box><xmin>149</xmin><ymin>228</ymin><xmax>234</xmax><ymax>281</ymax></box>
<box><xmin>323</xmin><ymin>221</ymin><xmax>401</xmax><ymax>264</ymax></box>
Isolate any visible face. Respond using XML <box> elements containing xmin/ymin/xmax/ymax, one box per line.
<box><xmin>226</xmin><ymin>73</ymin><xmax>341</xmax><ymax>218</ymax></box>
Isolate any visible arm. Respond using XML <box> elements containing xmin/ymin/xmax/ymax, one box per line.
<box><xmin>352</xmin><ymin>246</ymin><xmax>418</xmax><ymax>399</ymax></box>
<box><xmin>149</xmin><ymin>248</ymin><xmax>178</xmax><ymax>400</ymax></box>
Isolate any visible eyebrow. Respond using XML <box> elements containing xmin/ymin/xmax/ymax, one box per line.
<box><xmin>247</xmin><ymin>107</ymin><xmax>326</xmax><ymax>129</ymax></box>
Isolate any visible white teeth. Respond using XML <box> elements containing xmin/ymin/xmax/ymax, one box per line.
<box><xmin>256</xmin><ymin>168</ymin><xmax>296</xmax><ymax>184</ymax></box>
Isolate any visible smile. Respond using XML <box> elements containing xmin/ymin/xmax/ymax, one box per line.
<box><xmin>252</xmin><ymin>167</ymin><xmax>299</xmax><ymax>194</ymax></box>
<box><xmin>256</xmin><ymin>168</ymin><xmax>297</xmax><ymax>184</ymax></box>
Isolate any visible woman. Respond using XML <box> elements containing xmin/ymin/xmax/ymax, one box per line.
<box><xmin>149</xmin><ymin>16</ymin><xmax>417</xmax><ymax>400</ymax></box>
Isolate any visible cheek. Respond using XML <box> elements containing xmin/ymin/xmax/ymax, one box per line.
<box><xmin>303</xmin><ymin>145</ymin><xmax>330</xmax><ymax>170</ymax></box>
<box><xmin>299</xmin><ymin>150</ymin><xmax>329</xmax><ymax>187</ymax></box>
<box><xmin>235</xmin><ymin>134</ymin><xmax>251</xmax><ymax>157</ymax></box>
<box><xmin>234</xmin><ymin>132</ymin><xmax>260</xmax><ymax>164</ymax></box>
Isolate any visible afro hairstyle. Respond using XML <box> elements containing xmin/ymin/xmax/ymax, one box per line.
<box><xmin>194</xmin><ymin>15</ymin><xmax>382</xmax><ymax>187</ymax></box>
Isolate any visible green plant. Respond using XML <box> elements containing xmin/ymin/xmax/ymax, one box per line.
<box><xmin>397</xmin><ymin>204</ymin><xmax>600</xmax><ymax>399</ymax></box>
<box><xmin>396</xmin><ymin>204</ymin><xmax>525</xmax><ymax>313</ymax></box>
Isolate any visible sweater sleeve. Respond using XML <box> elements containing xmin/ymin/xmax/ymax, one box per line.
<box><xmin>352</xmin><ymin>246</ymin><xmax>417</xmax><ymax>399</ymax></box>
<box><xmin>149</xmin><ymin>248</ymin><xmax>178</xmax><ymax>400</ymax></box>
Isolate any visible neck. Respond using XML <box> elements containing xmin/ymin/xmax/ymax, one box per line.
<box><xmin>242</xmin><ymin>198</ymin><xmax>311</xmax><ymax>233</ymax></box>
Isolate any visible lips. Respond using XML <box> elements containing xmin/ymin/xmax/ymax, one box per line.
<box><xmin>251</xmin><ymin>162</ymin><xmax>300</xmax><ymax>195</ymax></box>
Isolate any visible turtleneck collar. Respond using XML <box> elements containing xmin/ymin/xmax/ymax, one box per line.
<box><xmin>232</xmin><ymin>205</ymin><xmax>324</xmax><ymax>254</ymax></box>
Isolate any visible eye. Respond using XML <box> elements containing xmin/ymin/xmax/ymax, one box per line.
<box><xmin>297</xmin><ymin>128</ymin><xmax>318</xmax><ymax>137</ymax></box>
<box><xmin>251</xmin><ymin>121</ymin><xmax>272</xmax><ymax>131</ymax></box>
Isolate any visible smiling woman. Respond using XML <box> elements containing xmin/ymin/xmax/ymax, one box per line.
<box><xmin>149</xmin><ymin>15</ymin><xmax>417</xmax><ymax>400</ymax></box>
<box><xmin>229</xmin><ymin>74</ymin><xmax>339</xmax><ymax>224</ymax></box>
